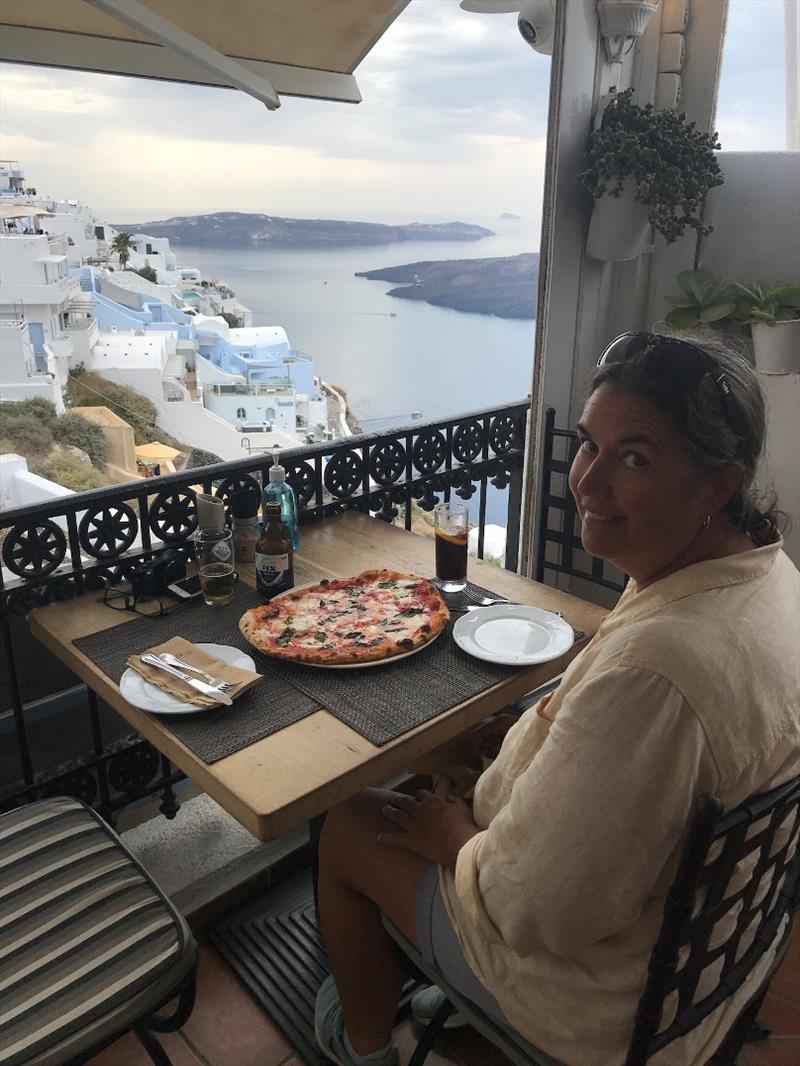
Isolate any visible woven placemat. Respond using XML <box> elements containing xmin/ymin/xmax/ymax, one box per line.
<box><xmin>73</xmin><ymin>586</ymin><xmax>320</xmax><ymax>764</ymax></box>
<box><xmin>261</xmin><ymin>621</ymin><xmax>520</xmax><ymax>746</ymax></box>
<box><xmin>74</xmin><ymin>581</ymin><xmax>534</xmax><ymax>760</ymax></box>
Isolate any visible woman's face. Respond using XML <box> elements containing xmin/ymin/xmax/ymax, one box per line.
<box><xmin>568</xmin><ymin>384</ymin><xmax>722</xmax><ymax>585</ymax></box>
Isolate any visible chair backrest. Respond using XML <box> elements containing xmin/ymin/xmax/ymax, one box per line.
<box><xmin>534</xmin><ymin>408</ymin><xmax>626</xmax><ymax>595</ymax></box>
<box><xmin>626</xmin><ymin>773</ymin><xmax>800</xmax><ymax>1066</ymax></box>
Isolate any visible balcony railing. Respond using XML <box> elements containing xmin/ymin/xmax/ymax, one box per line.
<box><xmin>0</xmin><ymin>400</ymin><xmax>529</xmax><ymax>819</ymax></box>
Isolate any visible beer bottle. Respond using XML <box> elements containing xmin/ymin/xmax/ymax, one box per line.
<box><xmin>255</xmin><ymin>502</ymin><xmax>294</xmax><ymax>599</ymax></box>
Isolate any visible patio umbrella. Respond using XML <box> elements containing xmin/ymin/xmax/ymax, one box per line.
<box><xmin>135</xmin><ymin>442</ymin><xmax>181</xmax><ymax>462</ymax></box>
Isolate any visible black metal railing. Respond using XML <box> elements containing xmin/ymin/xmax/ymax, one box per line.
<box><xmin>0</xmin><ymin>400</ymin><xmax>529</xmax><ymax>818</ymax></box>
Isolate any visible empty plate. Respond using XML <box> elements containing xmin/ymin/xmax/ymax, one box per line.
<box><xmin>453</xmin><ymin>604</ymin><xmax>574</xmax><ymax>666</ymax></box>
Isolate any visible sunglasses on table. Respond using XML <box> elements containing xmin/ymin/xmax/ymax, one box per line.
<box><xmin>102</xmin><ymin>580</ymin><xmax>187</xmax><ymax>619</ymax></box>
<box><xmin>596</xmin><ymin>332</ymin><xmax>748</xmax><ymax>438</ymax></box>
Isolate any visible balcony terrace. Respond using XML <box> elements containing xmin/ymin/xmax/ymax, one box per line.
<box><xmin>1</xmin><ymin>2</ymin><xmax>798</xmax><ymax>1064</ymax></box>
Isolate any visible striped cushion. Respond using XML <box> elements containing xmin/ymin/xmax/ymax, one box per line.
<box><xmin>0</xmin><ymin>797</ymin><xmax>194</xmax><ymax>1066</ymax></box>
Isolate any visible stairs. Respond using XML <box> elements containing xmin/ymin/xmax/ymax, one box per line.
<box><xmin>164</xmin><ymin>350</ymin><xmax>185</xmax><ymax>380</ymax></box>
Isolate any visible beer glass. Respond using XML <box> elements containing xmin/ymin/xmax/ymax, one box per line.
<box><xmin>434</xmin><ymin>502</ymin><xmax>468</xmax><ymax>592</ymax></box>
<box><xmin>194</xmin><ymin>528</ymin><xmax>235</xmax><ymax>606</ymax></box>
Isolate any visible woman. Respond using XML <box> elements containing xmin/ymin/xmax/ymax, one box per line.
<box><xmin>314</xmin><ymin>333</ymin><xmax>800</xmax><ymax>1066</ymax></box>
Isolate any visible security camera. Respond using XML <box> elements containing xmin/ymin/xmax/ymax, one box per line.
<box><xmin>517</xmin><ymin>0</ymin><xmax>555</xmax><ymax>55</ymax></box>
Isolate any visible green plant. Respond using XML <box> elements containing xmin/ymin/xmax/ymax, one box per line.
<box><xmin>733</xmin><ymin>282</ymin><xmax>800</xmax><ymax>326</ymax></box>
<box><xmin>135</xmin><ymin>261</ymin><xmax>158</xmax><ymax>284</ymax></box>
<box><xmin>220</xmin><ymin>311</ymin><xmax>242</xmax><ymax>329</ymax></box>
<box><xmin>66</xmin><ymin>372</ymin><xmax>160</xmax><ymax>445</ymax></box>
<box><xmin>665</xmin><ymin>270</ymin><xmax>737</xmax><ymax>330</ymax></box>
<box><xmin>577</xmin><ymin>87</ymin><xmax>724</xmax><ymax>244</ymax></box>
<box><xmin>6</xmin><ymin>396</ymin><xmax>59</xmax><ymax>429</ymax></box>
<box><xmin>111</xmin><ymin>231</ymin><xmax>133</xmax><ymax>269</ymax></box>
<box><xmin>53</xmin><ymin>412</ymin><xmax>109</xmax><ymax>469</ymax></box>
<box><xmin>0</xmin><ymin>409</ymin><xmax>54</xmax><ymax>459</ymax></box>
<box><xmin>32</xmin><ymin>451</ymin><xmax>106</xmax><ymax>492</ymax></box>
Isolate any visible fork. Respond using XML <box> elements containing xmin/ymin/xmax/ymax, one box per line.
<box><xmin>467</xmin><ymin>595</ymin><xmax>512</xmax><ymax>607</ymax></box>
<box><xmin>157</xmin><ymin>652</ymin><xmax>238</xmax><ymax>692</ymax></box>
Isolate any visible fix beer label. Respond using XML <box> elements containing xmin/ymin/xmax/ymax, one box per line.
<box><xmin>255</xmin><ymin>551</ymin><xmax>293</xmax><ymax>597</ymax></box>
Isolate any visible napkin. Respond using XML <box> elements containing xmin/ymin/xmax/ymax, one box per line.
<box><xmin>127</xmin><ymin>636</ymin><xmax>262</xmax><ymax>708</ymax></box>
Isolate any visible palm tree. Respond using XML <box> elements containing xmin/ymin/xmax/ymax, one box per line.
<box><xmin>111</xmin><ymin>231</ymin><xmax>133</xmax><ymax>270</ymax></box>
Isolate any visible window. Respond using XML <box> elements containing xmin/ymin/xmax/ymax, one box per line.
<box><xmin>716</xmin><ymin>0</ymin><xmax>795</xmax><ymax>151</ymax></box>
<box><xmin>236</xmin><ymin>407</ymin><xmax>246</xmax><ymax>419</ymax></box>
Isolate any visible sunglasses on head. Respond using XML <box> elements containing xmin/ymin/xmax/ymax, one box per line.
<box><xmin>596</xmin><ymin>332</ymin><xmax>748</xmax><ymax>438</ymax></box>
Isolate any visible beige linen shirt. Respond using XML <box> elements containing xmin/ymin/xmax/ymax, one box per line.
<box><xmin>441</xmin><ymin>541</ymin><xmax>800</xmax><ymax>1066</ymax></box>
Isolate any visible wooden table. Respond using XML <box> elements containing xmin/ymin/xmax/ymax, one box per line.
<box><xmin>30</xmin><ymin>513</ymin><xmax>606</xmax><ymax>841</ymax></box>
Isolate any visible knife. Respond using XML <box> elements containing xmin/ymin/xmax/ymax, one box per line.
<box><xmin>140</xmin><ymin>654</ymin><xmax>233</xmax><ymax>706</ymax></box>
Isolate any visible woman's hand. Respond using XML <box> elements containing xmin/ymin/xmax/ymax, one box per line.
<box><xmin>377</xmin><ymin>790</ymin><xmax>480</xmax><ymax>871</ymax></box>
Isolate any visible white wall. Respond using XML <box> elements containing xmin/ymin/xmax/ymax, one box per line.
<box><xmin>0</xmin><ymin>453</ymin><xmax>73</xmax><ymax>511</ymax></box>
<box><xmin>0</xmin><ymin>321</ymin><xmax>65</xmax><ymax>411</ymax></box>
<box><xmin>152</xmin><ymin>399</ymin><xmax>299</xmax><ymax>461</ymax></box>
<box><xmin>650</xmin><ymin>151</ymin><xmax>800</xmax><ymax>568</ymax></box>
<box><xmin>40</xmin><ymin>214</ymin><xmax>97</xmax><ymax>263</ymax></box>
<box><xmin>90</xmin><ymin>364</ymin><xmax>163</xmax><ymax>402</ymax></box>
<box><xmin>204</xmin><ymin>390</ymin><xmax>297</xmax><ymax>434</ymax></box>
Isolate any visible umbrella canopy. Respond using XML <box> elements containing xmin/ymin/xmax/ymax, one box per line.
<box><xmin>136</xmin><ymin>441</ymin><xmax>181</xmax><ymax>461</ymax></box>
<box><xmin>0</xmin><ymin>204</ymin><xmax>56</xmax><ymax>219</ymax></box>
<box><xmin>0</xmin><ymin>0</ymin><xmax>408</xmax><ymax>106</ymax></box>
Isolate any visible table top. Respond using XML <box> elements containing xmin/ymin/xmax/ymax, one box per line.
<box><xmin>30</xmin><ymin>512</ymin><xmax>607</xmax><ymax>841</ymax></box>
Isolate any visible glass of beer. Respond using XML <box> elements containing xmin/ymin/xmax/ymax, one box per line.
<box><xmin>194</xmin><ymin>528</ymin><xmax>236</xmax><ymax>606</ymax></box>
<box><xmin>434</xmin><ymin>502</ymin><xmax>468</xmax><ymax>592</ymax></box>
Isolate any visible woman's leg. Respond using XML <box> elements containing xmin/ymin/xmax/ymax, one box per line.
<box><xmin>318</xmin><ymin>787</ymin><xmax>428</xmax><ymax>1055</ymax></box>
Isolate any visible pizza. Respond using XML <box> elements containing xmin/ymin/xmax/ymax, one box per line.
<box><xmin>238</xmin><ymin>569</ymin><xmax>449</xmax><ymax>666</ymax></box>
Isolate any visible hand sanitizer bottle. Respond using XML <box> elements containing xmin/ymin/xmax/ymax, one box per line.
<box><xmin>262</xmin><ymin>447</ymin><xmax>299</xmax><ymax>550</ymax></box>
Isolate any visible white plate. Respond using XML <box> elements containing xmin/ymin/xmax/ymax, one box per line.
<box><xmin>120</xmin><ymin>643</ymin><xmax>256</xmax><ymax>714</ymax></box>
<box><xmin>453</xmin><ymin>605</ymin><xmax>574</xmax><ymax>666</ymax></box>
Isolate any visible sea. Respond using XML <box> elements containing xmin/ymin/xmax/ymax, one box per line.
<box><xmin>172</xmin><ymin>217</ymin><xmax>539</xmax><ymax>528</ymax></box>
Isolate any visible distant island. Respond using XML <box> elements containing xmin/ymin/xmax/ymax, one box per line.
<box><xmin>114</xmin><ymin>212</ymin><xmax>495</xmax><ymax>248</ymax></box>
<box><xmin>356</xmin><ymin>252</ymin><xmax>539</xmax><ymax>319</ymax></box>
<box><xmin>498</xmin><ymin>212</ymin><xmax>522</xmax><ymax>220</ymax></box>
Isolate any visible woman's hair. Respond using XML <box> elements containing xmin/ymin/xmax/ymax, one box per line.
<box><xmin>589</xmin><ymin>334</ymin><xmax>784</xmax><ymax>545</ymax></box>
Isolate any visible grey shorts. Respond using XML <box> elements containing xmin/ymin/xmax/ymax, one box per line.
<box><xmin>414</xmin><ymin>861</ymin><xmax>508</xmax><ymax>1024</ymax></box>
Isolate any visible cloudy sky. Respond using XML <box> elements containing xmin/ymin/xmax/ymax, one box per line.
<box><xmin>0</xmin><ymin>0</ymin><xmax>788</xmax><ymax>226</ymax></box>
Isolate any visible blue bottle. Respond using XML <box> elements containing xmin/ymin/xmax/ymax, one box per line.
<box><xmin>262</xmin><ymin>447</ymin><xmax>299</xmax><ymax>550</ymax></box>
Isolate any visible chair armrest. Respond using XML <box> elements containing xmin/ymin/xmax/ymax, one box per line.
<box><xmin>509</xmin><ymin>675</ymin><xmax>563</xmax><ymax>716</ymax></box>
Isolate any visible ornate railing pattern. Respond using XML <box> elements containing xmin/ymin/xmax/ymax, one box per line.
<box><xmin>0</xmin><ymin>399</ymin><xmax>529</xmax><ymax>818</ymax></box>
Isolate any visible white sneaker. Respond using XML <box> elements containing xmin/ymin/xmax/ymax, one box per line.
<box><xmin>410</xmin><ymin>985</ymin><xmax>467</xmax><ymax>1029</ymax></box>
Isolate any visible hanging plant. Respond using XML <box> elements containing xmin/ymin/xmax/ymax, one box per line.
<box><xmin>577</xmin><ymin>87</ymin><xmax>724</xmax><ymax>245</ymax></box>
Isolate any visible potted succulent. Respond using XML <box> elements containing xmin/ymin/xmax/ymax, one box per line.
<box><xmin>665</xmin><ymin>270</ymin><xmax>737</xmax><ymax>331</ymax></box>
<box><xmin>578</xmin><ymin>87</ymin><xmax>724</xmax><ymax>261</ymax></box>
<box><xmin>734</xmin><ymin>282</ymin><xmax>800</xmax><ymax>375</ymax></box>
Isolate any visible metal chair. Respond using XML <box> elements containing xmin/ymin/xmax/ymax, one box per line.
<box><xmin>389</xmin><ymin>773</ymin><xmax>800</xmax><ymax>1066</ymax></box>
<box><xmin>0</xmin><ymin>795</ymin><xmax>198</xmax><ymax>1066</ymax></box>
<box><xmin>535</xmin><ymin>407</ymin><xmax>626</xmax><ymax>595</ymax></box>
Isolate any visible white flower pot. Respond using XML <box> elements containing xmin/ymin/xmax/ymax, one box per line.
<box><xmin>586</xmin><ymin>178</ymin><xmax>650</xmax><ymax>262</ymax></box>
<box><xmin>751</xmin><ymin>319</ymin><xmax>800</xmax><ymax>375</ymax></box>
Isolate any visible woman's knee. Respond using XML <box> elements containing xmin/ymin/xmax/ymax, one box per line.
<box><xmin>319</xmin><ymin>788</ymin><xmax>393</xmax><ymax>869</ymax></box>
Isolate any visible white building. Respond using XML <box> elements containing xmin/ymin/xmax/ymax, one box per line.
<box><xmin>0</xmin><ymin>231</ymin><xmax>83</xmax><ymax>408</ymax></box>
<box><xmin>110</xmin><ymin>232</ymin><xmax>178</xmax><ymax>275</ymax></box>
<box><xmin>38</xmin><ymin>201</ymin><xmax>102</xmax><ymax>265</ymax></box>
<box><xmin>89</xmin><ymin>327</ymin><xmax>182</xmax><ymax>401</ymax></box>
<box><xmin>0</xmin><ymin>318</ymin><xmax>65</xmax><ymax>412</ymax></box>
<box><xmin>0</xmin><ymin>160</ymin><xmax>27</xmax><ymax>199</ymax></box>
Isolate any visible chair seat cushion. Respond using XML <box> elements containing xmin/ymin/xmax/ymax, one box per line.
<box><xmin>0</xmin><ymin>796</ymin><xmax>195</xmax><ymax>1066</ymax></box>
